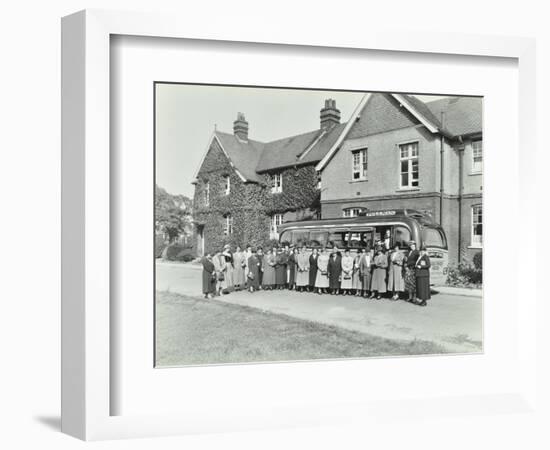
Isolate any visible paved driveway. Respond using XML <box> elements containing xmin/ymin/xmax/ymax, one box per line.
<box><xmin>156</xmin><ymin>262</ymin><xmax>483</xmax><ymax>354</ymax></box>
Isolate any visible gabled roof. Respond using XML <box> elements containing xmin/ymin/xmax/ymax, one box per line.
<box><xmin>425</xmin><ymin>96</ymin><xmax>482</xmax><ymax>137</ymax></box>
<box><xmin>214</xmin><ymin>131</ymin><xmax>265</xmax><ymax>183</ymax></box>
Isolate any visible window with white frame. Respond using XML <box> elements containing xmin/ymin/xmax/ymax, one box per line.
<box><xmin>317</xmin><ymin>175</ymin><xmax>322</xmax><ymax>190</ymax></box>
<box><xmin>271</xmin><ymin>213</ymin><xmax>283</xmax><ymax>234</ymax></box>
<box><xmin>399</xmin><ymin>142</ymin><xmax>419</xmax><ymax>188</ymax></box>
<box><xmin>204</xmin><ymin>181</ymin><xmax>210</xmax><ymax>206</ymax></box>
<box><xmin>224</xmin><ymin>214</ymin><xmax>233</xmax><ymax>235</ymax></box>
<box><xmin>224</xmin><ymin>175</ymin><xmax>231</xmax><ymax>195</ymax></box>
<box><xmin>471</xmin><ymin>204</ymin><xmax>482</xmax><ymax>247</ymax></box>
<box><xmin>270</xmin><ymin>173</ymin><xmax>283</xmax><ymax>193</ymax></box>
<box><xmin>351</xmin><ymin>148</ymin><xmax>368</xmax><ymax>181</ymax></box>
<box><xmin>472</xmin><ymin>140</ymin><xmax>483</xmax><ymax>173</ymax></box>
<box><xmin>342</xmin><ymin>207</ymin><xmax>365</xmax><ymax>218</ymax></box>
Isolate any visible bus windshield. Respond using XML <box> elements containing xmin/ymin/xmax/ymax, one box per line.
<box><xmin>422</xmin><ymin>227</ymin><xmax>447</xmax><ymax>249</ymax></box>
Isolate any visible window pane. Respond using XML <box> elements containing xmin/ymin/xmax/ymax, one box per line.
<box><xmin>328</xmin><ymin>231</ymin><xmax>347</xmax><ymax>248</ymax></box>
<box><xmin>308</xmin><ymin>230</ymin><xmax>328</xmax><ymax>248</ymax></box>
<box><xmin>401</xmin><ymin>160</ymin><xmax>408</xmax><ymax>173</ymax></box>
<box><xmin>422</xmin><ymin>228</ymin><xmax>446</xmax><ymax>248</ymax></box>
<box><xmin>292</xmin><ymin>230</ymin><xmax>309</xmax><ymax>247</ymax></box>
<box><xmin>394</xmin><ymin>226</ymin><xmax>411</xmax><ymax>248</ymax></box>
<box><xmin>401</xmin><ymin>173</ymin><xmax>409</xmax><ymax>186</ymax></box>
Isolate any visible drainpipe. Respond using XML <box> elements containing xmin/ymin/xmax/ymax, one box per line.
<box><xmin>457</xmin><ymin>138</ymin><xmax>465</xmax><ymax>263</ymax></box>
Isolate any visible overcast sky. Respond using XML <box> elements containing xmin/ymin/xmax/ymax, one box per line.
<box><xmin>155</xmin><ymin>84</ymin><xmax>446</xmax><ymax>197</ymax></box>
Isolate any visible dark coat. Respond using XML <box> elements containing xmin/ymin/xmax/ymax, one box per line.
<box><xmin>287</xmin><ymin>252</ymin><xmax>296</xmax><ymax>284</ymax></box>
<box><xmin>328</xmin><ymin>253</ymin><xmax>342</xmax><ymax>289</ymax></box>
<box><xmin>275</xmin><ymin>253</ymin><xmax>288</xmax><ymax>285</ymax></box>
<box><xmin>201</xmin><ymin>257</ymin><xmax>216</xmax><ymax>294</ymax></box>
<box><xmin>309</xmin><ymin>253</ymin><xmax>318</xmax><ymax>286</ymax></box>
<box><xmin>247</xmin><ymin>254</ymin><xmax>261</xmax><ymax>289</ymax></box>
<box><xmin>415</xmin><ymin>254</ymin><xmax>431</xmax><ymax>300</ymax></box>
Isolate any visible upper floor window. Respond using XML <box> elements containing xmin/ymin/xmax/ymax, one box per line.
<box><xmin>224</xmin><ymin>214</ymin><xmax>233</xmax><ymax>235</ymax></box>
<box><xmin>471</xmin><ymin>205</ymin><xmax>483</xmax><ymax>247</ymax></box>
<box><xmin>342</xmin><ymin>207</ymin><xmax>365</xmax><ymax>218</ymax></box>
<box><xmin>399</xmin><ymin>142</ymin><xmax>419</xmax><ymax>188</ymax></box>
<box><xmin>270</xmin><ymin>213</ymin><xmax>283</xmax><ymax>234</ymax></box>
<box><xmin>352</xmin><ymin>148</ymin><xmax>368</xmax><ymax>181</ymax></box>
<box><xmin>270</xmin><ymin>173</ymin><xmax>283</xmax><ymax>193</ymax></box>
<box><xmin>317</xmin><ymin>175</ymin><xmax>322</xmax><ymax>190</ymax></box>
<box><xmin>224</xmin><ymin>175</ymin><xmax>231</xmax><ymax>195</ymax></box>
<box><xmin>472</xmin><ymin>140</ymin><xmax>483</xmax><ymax>173</ymax></box>
<box><xmin>204</xmin><ymin>181</ymin><xmax>210</xmax><ymax>206</ymax></box>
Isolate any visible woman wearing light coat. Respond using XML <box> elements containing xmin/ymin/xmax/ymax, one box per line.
<box><xmin>262</xmin><ymin>249</ymin><xmax>276</xmax><ymax>289</ymax></box>
<box><xmin>295</xmin><ymin>247</ymin><xmax>310</xmax><ymax>291</ymax></box>
<box><xmin>232</xmin><ymin>246</ymin><xmax>246</xmax><ymax>289</ymax></box>
<box><xmin>387</xmin><ymin>243</ymin><xmax>405</xmax><ymax>300</ymax></box>
<box><xmin>340</xmin><ymin>249</ymin><xmax>354</xmax><ymax>294</ymax></box>
<box><xmin>315</xmin><ymin>248</ymin><xmax>330</xmax><ymax>293</ymax></box>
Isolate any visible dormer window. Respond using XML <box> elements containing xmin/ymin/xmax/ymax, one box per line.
<box><xmin>270</xmin><ymin>173</ymin><xmax>283</xmax><ymax>193</ymax></box>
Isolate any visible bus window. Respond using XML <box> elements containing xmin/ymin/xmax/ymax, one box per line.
<box><xmin>308</xmin><ymin>230</ymin><xmax>328</xmax><ymax>248</ymax></box>
<box><xmin>374</xmin><ymin>226</ymin><xmax>392</xmax><ymax>246</ymax></box>
<box><xmin>422</xmin><ymin>227</ymin><xmax>447</xmax><ymax>249</ymax></box>
<box><xmin>394</xmin><ymin>225</ymin><xmax>411</xmax><ymax>249</ymax></box>
<box><xmin>328</xmin><ymin>229</ymin><xmax>349</xmax><ymax>248</ymax></box>
<box><xmin>348</xmin><ymin>229</ymin><xmax>374</xmax><ymax>249</ymax></box>
<box><xmin>279</xmin><ymin>230</ymin><xmax>292</xmax><ymax>246</ymax></box>
<box><xmin>292</xmin><ymin>230</ymin><xmax>309</xmax><ymax>247</ymax></box>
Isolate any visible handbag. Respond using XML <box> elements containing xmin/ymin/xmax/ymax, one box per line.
<box><xmin>218</xmin><ymin>272</ymin><xmax>225</xmax><ymax>281</ymax></box>
<box><xmin>247</xmin><ymin>272</ymin><xmax>254</xmax><ymax>280</ymax></box>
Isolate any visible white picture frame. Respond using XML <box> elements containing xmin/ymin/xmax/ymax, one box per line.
<box><xmin>61</xmin><ymin>9</ymin><xmax>538</xmax><ymax>441</ymax></box>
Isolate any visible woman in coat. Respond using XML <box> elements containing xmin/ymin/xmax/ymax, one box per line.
<box><xmin>274</xmin><ymin>248</ymin><xmax>287</xmax><ymax>289</ymax></box>
<box><xmin>287</xmin><ymin>247</ymin><xmax>296</xmax><ymax>290</ymax></box>
<box><xmin>359</xmin><ymin>246</ymin><xmax>373</xmax><ymax>298</ymax></box>
<box><xmin>405</xmin><ymin>241</ymin><xmax>420</xmax><ymax>302</ymax></box>
<box><xmin>295</xmin><ymin>246</ymin><xmax>310</xmax><ymax>291</ymax></box>
<box><xmin>370</xmin><ymin>248</ymin><xmax>388</xmax><ymax>299</ymax></box>
<box><xmin>327</xmin><ymin>250</ymin><xmax>342</xmax><ymax>295</ymax></box>
<box><xmin>309</xmin><ymin>248</ymin><xmax>319</xmax><ymax>292</ymax></box>
<box><xmin>352</xmin><ymin>251</ymin><xmax>362</xmax><ymax>296</ymax></box>
<box><xmin>415</xmin><ymin>246</ymin><xmax>431</xmax><ymax>306</ymax></box>
<box><xmin>232</xmin><ymin>246</ymin><xmax>246</xmax><ymax>290</ymax></box>
<box><xmin>387</xmin><ymin>243</ymin><xmax>405</xmax><ymax>300</ymax></box>
<box><xmin>262</xmin><ymin>248</ymin><xmax>276</xmax><ymax>289</ymax></box>
<box><xmin>212</xmin><ymin>251</ymin><xmax>225</xmax><ymax>296</ymax></box>
<box><xmin>221</xmin><ymin>244</ymin><xmax>234</xmax><ymax>290</ymax></box>
<box><xmin>201</xmin><ymin>253</ymin><xmax>216</xmax><ymax>298</ymax></box>
<box><xmin>315</xmin><ymin>247</ymin><xmax>330</xmax><ymax>294</ymax></box>
<box><xmin>340</xmin><ymin>249</ymin><xmax>354</xmax><ymax>295</ymax></box>
<box><xmin>247</xmin><ymin>249</ymin><xmax>261</xmax><ymax>293</ymax></box>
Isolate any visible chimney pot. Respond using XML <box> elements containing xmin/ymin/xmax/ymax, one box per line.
<box><xmin>233</xmin><ymin>112</ymin><xmax>249</xmax><ymax>141</ymax></box>
<box><xmin>320</xmin><ymin>98</ymin><xmax>341</xmax><ymax>130</ymax></box>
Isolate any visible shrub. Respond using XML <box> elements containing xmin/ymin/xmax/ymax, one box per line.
<box><xmin>444</xmin><ymin>263</ymin><xmax>482</xmax><ymax>288</ymax></box>
<box><xmin>164</xmin><ymin>243</ymin><xmax>186</xmax><ymax>261</ymax></box>
<box><xmin>175</xmin><ymin>251</ymin><xmax>195</xmax><ymax>262</ymax></box>
<box><xmin>473</xmin><ymin>252</ymin><xmax>482</xmax><ymax>270</ymax></box>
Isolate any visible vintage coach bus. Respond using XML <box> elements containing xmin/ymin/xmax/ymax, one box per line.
<box><xmin>277</xmin><ymin>209</ymin><xmax>448</xmax><ymax>285</ymax></box>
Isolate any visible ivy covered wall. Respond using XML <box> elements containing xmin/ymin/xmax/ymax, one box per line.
<box><xmin>193</xmin><ymin>139</ymin><xmax>321</xmax><ymax>255</ymax></box>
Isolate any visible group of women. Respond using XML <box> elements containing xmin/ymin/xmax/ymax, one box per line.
<box><xmin>201</xmin><ymin>240</ymin><xmax>432</xmax><ymax>306</ymax></box>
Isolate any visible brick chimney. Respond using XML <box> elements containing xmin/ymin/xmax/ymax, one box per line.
<box><xmin>320</xmin><ymin>99</ymin><xmax>341</xmax><ymax>129</ymax></box>
<box><xmin>233</xmin><ymin>112</ymin><xmax>249</xmax><ymax>141</ymax></box>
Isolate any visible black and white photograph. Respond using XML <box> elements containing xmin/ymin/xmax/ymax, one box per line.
<box><xmin>154</xmin><ymin>84</ymin><xmax>483</xmax><ymax>367</ymax></box>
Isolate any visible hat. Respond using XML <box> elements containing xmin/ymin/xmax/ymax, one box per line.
<box><xmin>409</xmin><ymin>240</ymin><xmax>416</xmax><ymax>246</ymax></box>
<box><xmin>223</xmin><ymin>244</ymin><xmax>231</xmax><ymax>250</ymax></box>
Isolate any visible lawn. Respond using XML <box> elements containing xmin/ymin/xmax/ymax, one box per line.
<box><xmin>155</xmin><ymin>290</ymin><xmax>447</xmax><ymax>367</ymax></box>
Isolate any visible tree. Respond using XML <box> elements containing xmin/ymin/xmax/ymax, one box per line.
<box><xmin>155</xmin><ymin>185</ymin><xmax>193</xmax><ymax>243</ymax></box>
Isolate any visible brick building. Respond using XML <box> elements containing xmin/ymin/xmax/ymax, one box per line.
<box><xmin>192</xmin><ymin>101</ymin><xmax>347</xmax><ymax>256</ymax></box>
<box><xmin>316</xmin><ymin>93</ymin><xmax>482</xmax><ymax>264</ymax></box>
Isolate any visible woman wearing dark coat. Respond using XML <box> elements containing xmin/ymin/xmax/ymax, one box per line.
<box><xmin>308</xmin><ymin>248</ymin><xmax>319</xmax><ymax>291</ymax></box>
<box><xmin>201</xmin><ymin>254</ymin><xmax>216</xmax><ymax>298</ymax></box>
<box><xmin>275</xmin><ymin>249</ymin><xmax>287</xmax><ymax>289</ymax></box>
<box><xmin>415</xmin><ymin>246</ymin><xmax>431</xmax><ymax>306</ymax></box>
<box><xmin>247</xmin><ymin>249</ymin><xmax>261</xmax><ymax>292</ymax></box>
<box><xmin>287</xmin><ymin>247</ymin><xmax>296</xmax><ymax>290</ymax></box>
<box><xmin>328</xmin><ymin>250</ymin><xmax>342</xmax><ymax>294</ymax></box>
<box><xmin>405</xmin><ymin>241</ymin><xmax>420</xmax><ymax>302</ymax></box>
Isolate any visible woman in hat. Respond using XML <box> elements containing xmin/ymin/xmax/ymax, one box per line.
<box><xmin>275</xmin><ymin>247</ymin><xmax>287</xmax><ymax>289</ymax></box>
<box><xmin>415</xmin><ymin>245</ymin><xmax>431</xmax><ymax>306</ymax></box>
<box><xmin>222</xmin><ymin>244</ymin><xmax>234</xmax><ymax>290</ymax></box>
<box><xmin>405</xmin><ymin>240</ymin><xmax>420</xmax><ymax>302</ymax></box>
<box><xmin>340</xmin><ymin>248</ymin><xmax>354</xmax><ymax>295</ymax></box>
<box><xmin>287</xmin><ymin>246</ymin><xmax>296</xmax><ymax>290</ymax></box>
<box><xmin>262</xmin><ymin>248</ymin><xmax>276</xmax><ymax>290</ymax></box>
<box><xmin>315</xmin><ymin>247</ymin><xmax>330</xmax><ymax>294</ymax></box>
<box><xmin>295</xmin><ymin>246</ymin><xmax>310</xmax><ymax>292</ymax></box>
<box><xmin>370</xmin><ymin>247</ymin><xmax>388</xmax><ymax>299</ymax></box>
<box><xmin>308</xmin><ymin>247</ymin><xmax>319</xmax><ymax>292</ymax></box>
<box><xmin>232</xmin><ymin>246</ymin><xmax>246</xmax><ymax>290</ymax></box>
<box><xmin>328</xmin><ymin>247</ymin><xmax>342</xmax><ymax>295</ymax></box>
<box><xmin>387</xmin><ymin>242</ymin><xmax>405</xmax><ymax>300</ymax></box>
<box><xmin>359</xmin><ymin>245</ymin><xmax>373</xmax><ymax>298</ymax></box>
<box><xmin>201</xmin><ymin>253</ymin><xmax>216</xmax><ymax>298</ymax></box>
<box><xmin>247</xmin><ymin>248</ymin><xmax>261</xmax><ymax>293</ymax></box>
